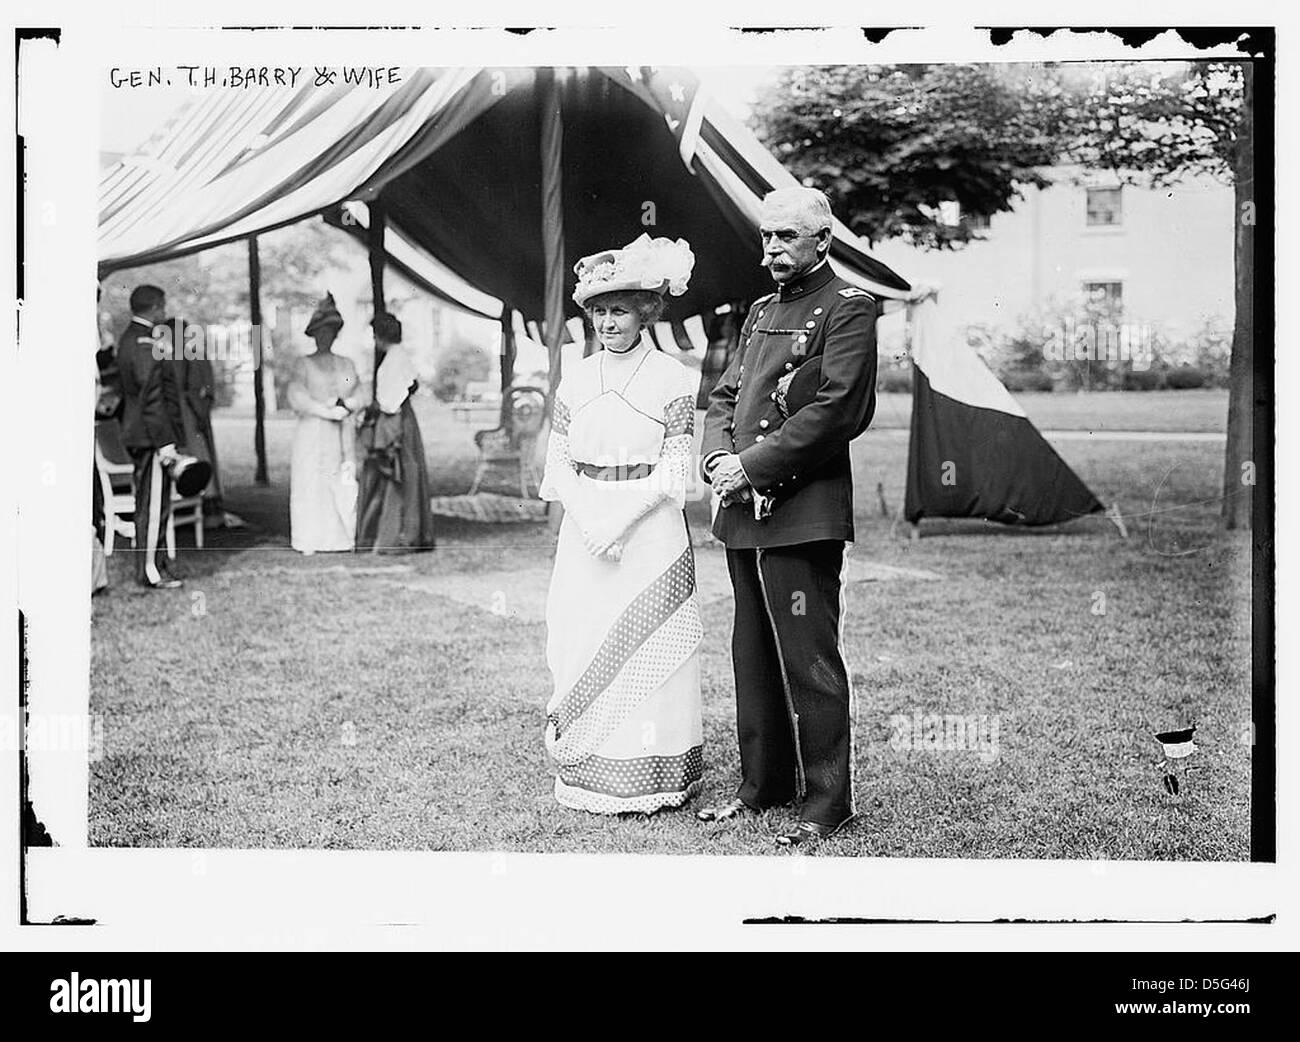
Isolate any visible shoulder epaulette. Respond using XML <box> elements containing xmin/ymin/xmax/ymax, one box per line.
<box><xmin>837</xmin><ymin>287</ymin><xmax>876</xmax><ymax>300</ymax></box>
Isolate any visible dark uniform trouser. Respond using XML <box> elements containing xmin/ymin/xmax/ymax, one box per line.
<box><xmin>129</xmin><ymin>447</ymin><xmax>172</xmax><ymax>585</ymax></box>
<box><xmin>726</xmin><ymin>540</ymin><xmax>854</xmax><ymax>827</ymax></box>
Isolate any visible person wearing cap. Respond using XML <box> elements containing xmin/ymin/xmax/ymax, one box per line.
<box><xmin>355</xmin><ymin>311</ymin><xmax>435</xmax><ymax>553</ymax></box>
<box><xmin>116</xmin><ymin>284</ymin><xmax>187</xmax><ymax>589</ymax></box>
<box><xmin>287</xmin><ymin>292</ymin><xmax>364</xmax><ymax>554</ymax></box>
<box><xmin>697</xmin><ymin>186</ymin><xmax>880</xmax><ymax>848</ymax></box>
<box><xmin>539</xmin><ymin>234</ymin><xmax>705</xmax><ymax>815</ymax></box>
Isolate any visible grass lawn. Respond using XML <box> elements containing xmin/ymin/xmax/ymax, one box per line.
<box><xmin>874</xmin><ymin>388</ymin><xmax>1229</xmax><ymax>434</ymax></box>
<box><xmin>89</xmin><ymin>397</ymin><xmax>1252</xmax><ymax>858</ymax></box>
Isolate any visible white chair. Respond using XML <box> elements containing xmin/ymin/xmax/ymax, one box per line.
<box><xmin>94</xmin><ymin>421</ymin><xmax>204</xmax><ymax>557</ymax></box>
<box><xmin>167</xmin><ymin>489</ymin><xmax>204</xmax><ymax>557</ymax></box>
<box><xmin>94</xmin><ymin>422</ymin><xmax>136</xmax><ymax>556</ymax></box>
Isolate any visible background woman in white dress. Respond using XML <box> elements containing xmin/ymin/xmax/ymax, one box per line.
<box><xmin>287</xmin><ymin>293</ymin><xmax>364</xmax><ymax>554</ymax></box>
<box><xmin>539</xmin><ymin>235</ymin><xmax>705</xmax><ymax>815</ymax></box>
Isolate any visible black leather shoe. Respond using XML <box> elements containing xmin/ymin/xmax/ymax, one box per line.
<box><xmin>696</xmin><ymin>798</ymin><xmax>756</xmax><ymax>822</ymax></box>
<box><xmin>141</xmin><ymin>577</ymin><xmax>184</xmax><ymax>590</ymax></box>
<box><xmin>774</xmin><ymin>815</ymin><xmax>855</xmax><ymax>848</ymax></box>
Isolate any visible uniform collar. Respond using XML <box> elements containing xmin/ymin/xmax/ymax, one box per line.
<box><xmin>775</xmin><ymin>256</ymin><xmax>834</xmax><ymax>301</ymax></box>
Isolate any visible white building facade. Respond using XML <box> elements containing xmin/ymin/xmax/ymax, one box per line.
<box><xmin>870</xmin><ymin>166</ymin><xmax>1236</xmax><ymax>352</ymax></box>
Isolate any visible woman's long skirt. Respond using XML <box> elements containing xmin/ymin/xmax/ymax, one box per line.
<box><xmin>544</xmin><ymin>496</ymin><xmax>704</xmax><ymax>814</ymax></box>
<box><xmin>290</xmin><ymin>416</ymin><xmax>356</xmax><ymax>553</ymax></box>
<box><xmin>355</xmin><ymin>402</ymin><xmax>435</xmax><ymax>553</ymax></box>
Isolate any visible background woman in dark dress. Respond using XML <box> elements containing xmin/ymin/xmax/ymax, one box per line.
<box><xmin>355</xmin><ymin>312</ymin><xmax>435</xmax><ymax>553</ymax></box>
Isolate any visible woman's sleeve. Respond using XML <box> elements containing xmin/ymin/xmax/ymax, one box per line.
<box><xmin>538</xmin><ymin>383</ymin><xmax>580</xmax><ymax>510</ymax></box>
<box><xmin>286</xmin><ymin>360</ymin><xmax>327</xmax><ymax>418</ymax></box>
<box><xmin>657</xmin><ymin>368</ymin><xmax>697</xmax><ymax>510</ymax></box>
<box><xmin>375</xmin><ymin>348</ymin><xmax>416</xmax><ymax>413</ymax></box>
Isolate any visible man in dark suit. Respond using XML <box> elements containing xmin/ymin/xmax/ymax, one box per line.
<box><xmin>698</xmin><ymin>187</ymin><xmax>880</xmax><ymax>847</ymax></box>
<box><xmin>117</xmin><ymin>285</ymin><xmax>185</xmax><ymax>589</ymax></box>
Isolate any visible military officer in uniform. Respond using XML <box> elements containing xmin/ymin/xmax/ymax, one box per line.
<box><xmin>117</xmin><ymin>285</ymin><xmax>186</xmax><ymax>589</ymax></box>
<box><xmin>697</xmin><ymin>187</ymin><xmax>879</xmax><ymax>847</ymax></box>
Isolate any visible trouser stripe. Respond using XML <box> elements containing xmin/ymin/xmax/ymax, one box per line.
<box><xmin>144</xmin><ymin>454</ymin><xmax>163</xmax><ymax>584</ymax></box>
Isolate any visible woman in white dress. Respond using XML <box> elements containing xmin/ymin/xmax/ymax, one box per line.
<box><xmin>539</xmin><ymin>235</ymin><xmax>705</xmax><ymax>814</ymax></box>
<box><xmin>287</xmin><ymin>293</ymin><xmax>364</xmax><ymax>553</ymax></box>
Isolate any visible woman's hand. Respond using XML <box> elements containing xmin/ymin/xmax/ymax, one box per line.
<box><xmin>584</xmin><ymin>536</ymin><xmax>623</xmax><ymax>562</ymax></box>
<box><xmin>323</xmin><ymin>404</ymin><xmax>349</xmax><ymax>422</ymax></box>
<box><xmin>580</xmin><ymin>515</ymin><xmax>627</xmax><ymax>561</ymax></box>
<box><xmin>581</xmin><ymin>528</ymin><xmax>622</xmax><ymax>561</ymax></box>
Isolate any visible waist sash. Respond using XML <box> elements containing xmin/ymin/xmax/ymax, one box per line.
<box><xmin>574</xmin><ymin>461</ymin><xmax>656</xmax><ymax>482</ymax></box>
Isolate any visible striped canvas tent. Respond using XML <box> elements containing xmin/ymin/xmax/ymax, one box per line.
<box><xmin>98</xmin><ymin>66</ymin><xmax>910</xmax><ymax>318</ymax></box>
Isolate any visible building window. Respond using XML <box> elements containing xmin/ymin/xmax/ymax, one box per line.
<box><xmin>1086</xmin><ymin>187</ymin><xmax>1123</xmax><ymax>227</ymax></box>
<box><xmin>1083</xmin><ymin>281</ymin><xmax>1123</xmax><ymax>311</ymax></box>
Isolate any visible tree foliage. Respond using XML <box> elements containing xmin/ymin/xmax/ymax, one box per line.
<box><xmin>1056</xmin><ymin>62</ymin><xmax>1243</xmax><ymax>186</ymax></box>
<box><xmin>749</xmin><ymin>64</ymin><xmax>1071</xmax><ymax>249</ymax></box>
<box><xmin>749</xmin><ymin>61</ymin><xmax>1244</xmax><ymax>245</ymax></box>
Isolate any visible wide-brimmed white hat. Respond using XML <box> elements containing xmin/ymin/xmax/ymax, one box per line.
<box><xmin>572</xmin><ymin>234</ymin><xmax>695</xmax><ymax>306</ymax></box>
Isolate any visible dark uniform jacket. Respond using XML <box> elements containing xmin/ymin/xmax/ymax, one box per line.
<box><xmin>701</xmin><ymin>260</ymin><xmax>879</xmax><ymax>548</ymax></box>
<box><xmin>117</xmin><ymin>318</ymin><xmax>185</xmax><ymax>452</ymax></box>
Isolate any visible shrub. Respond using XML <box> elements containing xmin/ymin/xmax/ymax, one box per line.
<box><xmin>1184</xmin><ymin>314</ymin><xmax>1232</xmax><ymax>387</ymax></box>
<box><xmin>1122</xmin><ymin>368</ymin><xmax>1163</xmax><ymax>391</ymax></box>
<box><xmin>432</xmin><ymin>338</ymin><xmax>492</xmax><ymax>402</ymax></box>
<box><xmin>1164</xmin><ymin>365</ymin><xmax>1206</xmax><ymax>390</ymax></box>
<box><xmin>1002</xmin><ymin>369</ymin><xmax>1055</xmax><ymax>392</ymax></box>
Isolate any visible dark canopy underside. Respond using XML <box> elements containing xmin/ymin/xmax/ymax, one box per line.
<box><xmin>372</xmin><ymin>69</ymin><xmax>906</xmax><ymax>324</ymax></box>
<box><xmin>378</xmin><ymin>72</ymin><xmax>756</xmax><ymax>321</ymax></box>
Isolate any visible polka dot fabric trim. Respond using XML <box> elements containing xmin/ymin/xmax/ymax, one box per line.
<box><xmin>657</xmin><ymin>432</ymin><xmax>693</xmax><ymax>509</ymax></box>
<box><xmin>560</xmin><ymin>745</ymin><xmax>704</xmax><ymax>798</ymax></box>
<box><xmin>551</xmin><ymin>547</ymin><xmax>697</xmax><ymax>735</ymax></box>
<box><xmin>662</xmin><ymin>395</ymin><xmax>695</xmax><ymax>438</ymax></box>
<box><xmin>548</xmin><ymin>600</ymin><xmax>703</xmax><ymax>766</ymax></box>
<box><xmin>555</xmin><ymin>775</ymin><xmax>705</xmax><ymax>816</ymax></box>
<box><xmin>552</xmin><ymin>397</ymin><xmax>571</xmax><ymax>436</ymax></box>
<box><xmin>539</xmin><ymin>429</ymin><xmax>573</xmax><ymax>503</ymax></box>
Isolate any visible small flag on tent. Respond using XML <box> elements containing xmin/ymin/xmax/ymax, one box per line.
<box><xmin>903</xmin><ymin>294</ymin><xmax>1105</xmax><ymax>527</ymax></box>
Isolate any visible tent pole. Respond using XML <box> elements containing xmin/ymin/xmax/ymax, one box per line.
<box><xmin>538</xmin><ymin>67</ymin><xmax>566</xmax><ymax>528</ymax></box>
<box><xmin>499</xmin><ymin>306</ymin><xmax>517</xmax><ymax>429</ymax></box>
<box><xmin>249</xmin><ymin>235</ymin><xmax>268</xmax><ymax>486</ymax></box>
<box><xmin>368</xmin><ymin>195</ymin><xmax>387</xmax><ymax>387</ymax></box>
<box><xmin>538</xmin><ymin>66</ymin><xmax>566</xmax><ymax>404</ymax></box>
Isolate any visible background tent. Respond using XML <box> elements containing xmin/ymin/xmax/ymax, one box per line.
<box><xmin>98</xmin><ymin>64</ymin><xmax>1108</xmax><ymax>531</ymax></box>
